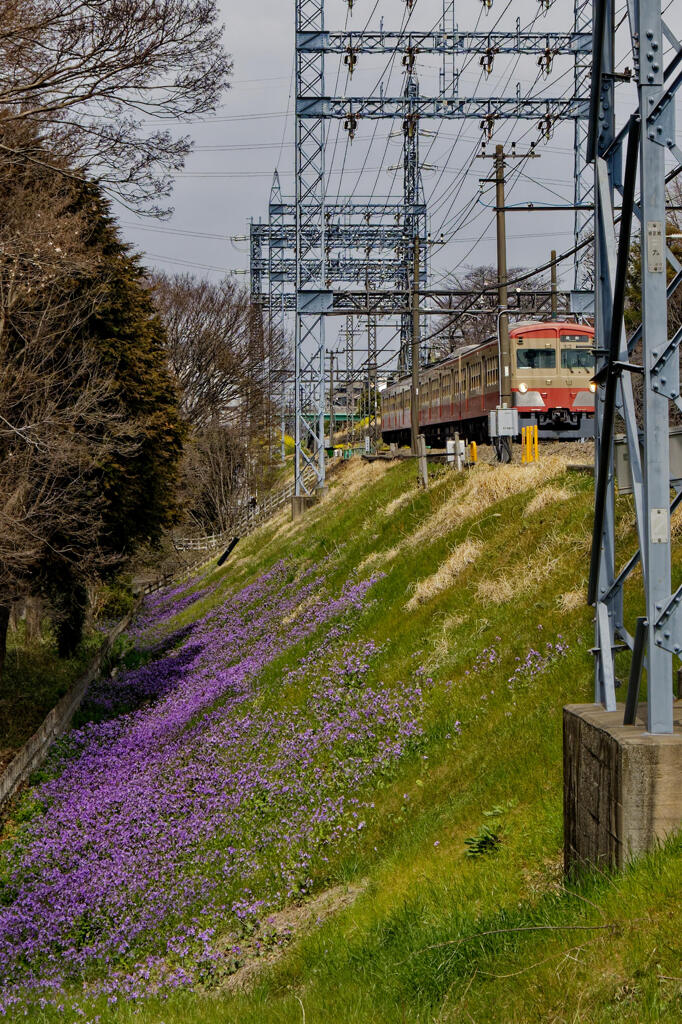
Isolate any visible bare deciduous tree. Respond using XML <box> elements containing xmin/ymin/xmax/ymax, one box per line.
<box><xmin>429</xmin><ymin>265</ymin><xmax>558</xmax><ymax>356</ymax></box>
<box><xmin>152</xmin><ymin>272</ymin><xmax>290</xmax><ymax>533</ymax></box>
<box><xmin>0</xmin><ymin>0</ymin><xmax>232</xmax><ymax>212</ymax></box>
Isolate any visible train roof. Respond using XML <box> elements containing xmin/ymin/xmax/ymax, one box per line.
<box><xmin>508</xmin><ymin>319</ymin><xmax>594</xmax><ymax>333</ymax></box>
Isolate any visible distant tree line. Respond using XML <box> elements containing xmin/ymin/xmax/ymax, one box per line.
<box><xmin>0</xmin><ymin>2</ymin><xmax>288</xmax><ymax>679</ymax></box>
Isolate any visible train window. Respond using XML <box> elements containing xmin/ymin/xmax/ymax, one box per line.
<box><xmin>517</xmin><ymin>347</ymin><xmax>556</xmax><ymax>369</ymax></box>
<box><xmin>561</xmin><ymin>348</ymin><xmax>594</xmax><ymax>370</ymax></box>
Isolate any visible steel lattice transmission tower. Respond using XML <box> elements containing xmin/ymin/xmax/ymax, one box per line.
<box><xmin>291</xmin><ymin>1</ymin><xmax>593</xmax><ymax>489</ymax></box>
<box><xmin>588</xmin><ymin>0</ymin><xmax>682</xmax><ymax>733</ymax></box>
<box><xmin>295</xmin><ymin>0</ymin><xmax>327</xmax><ymax>497</ymax></box>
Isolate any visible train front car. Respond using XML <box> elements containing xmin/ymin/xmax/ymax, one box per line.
<box><xmin>511</xmin><ymin>321</ymin><xmax>595</xmax><ymax>440</ymax></box>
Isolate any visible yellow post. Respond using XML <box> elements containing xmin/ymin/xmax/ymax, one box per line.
<box><xmin>521</xmin><ymin>427</ymin><xmax>527</xmax><ymax>464</ymax></box>
<box><xmin>533</xmin><ymin>424</ymin><xmax>539</xmax><ymax>462</ymax></box>
<box><xmin>470</xmin><ymin>441</ymin><xmax>478</xmax><ymax>464</ymax></box>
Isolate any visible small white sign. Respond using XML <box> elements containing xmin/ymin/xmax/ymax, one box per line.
<box><xmin>647</xmin><ymin>221</ymin><xmax>664</xmax><ymax>274</ymax></box>
<box><xmin>651</xmin><ymin>507</ymin><xmax>670</xmax><ymax>544</ymax></box>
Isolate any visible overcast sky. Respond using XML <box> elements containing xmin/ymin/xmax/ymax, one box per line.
<box><xmin>117</xmin><ymin>0</ymin><xmax>682</xmax><ymax>310</ymax></box>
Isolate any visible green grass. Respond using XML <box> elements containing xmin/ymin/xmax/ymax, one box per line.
<box><xmin>8</xmin><ymin>453</ymin><xmax>682</xmax><ymax>1023</ymax></box>
<box><xmin>0</xmin><ymin>625</ymin><xmax>102</xmax><ymax>767</ymax></box>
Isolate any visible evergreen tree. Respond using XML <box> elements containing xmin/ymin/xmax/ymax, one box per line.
<box><xmin>72</xmin><ymin>184</ymin><xmax>186</xmax><ymax>558</ymax></box>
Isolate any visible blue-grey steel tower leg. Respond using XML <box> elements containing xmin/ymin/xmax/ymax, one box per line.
<box><xmin>638</xmin><ymin>0</ymin><xmax>673</xmax><ymax>734</ymax></box>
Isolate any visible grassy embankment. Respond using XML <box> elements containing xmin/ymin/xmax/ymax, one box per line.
<box><xmin>2</xmin><ymin>452</ymin><xmax>682</xmax><ymax>1023</ymax></box>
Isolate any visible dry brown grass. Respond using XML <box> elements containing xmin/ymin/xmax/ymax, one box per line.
<box><xmin>357</xmin><ymin>544</ymin><xmax>401</xmax><ymax>574</ymax></box>
<box><xmin>558</xmin><ymin>588</ymin><xmax>587</xmax><ymax>612</ymax></box>
<box><xmin>523</xmin><ymin>485</ymin><xmax>572</xmax><ymax>517</ymax></box>
<box><xmin>384</xmin><ymin>488</ymin><xmax>420</xmax><ymax>518</ymax></box>
<box><xmin>405</xmin><ymin>539</ymin><xmax>482</xmax><ymax>610</ymax></box>
<box><xmin>672</xmin><ymin>504</ymin><xmax>682</xmax><ymax>538</ymax></box>
<box><xmin>426</xmin><ymin>612</ymin><xmax>466</xmax><ymax>668</ymax></box>
<box><xmin>475</xmin><ymin>532</ymin><xmax>563</xmax><ymax>606</ymax></box>
<box><xmin>408</xmin><ymin>457</ymin><xmax>566</xmax><ymax>548</ymax></box>
<box><xmin>327</xmin><ymin>458</ymin><xmax>391</xmax><ymax>502</ymax></box>
<box><xmin>221</xmin><ymin>880</ymin><xmax>368</xmax><ymax>993</ymax></box>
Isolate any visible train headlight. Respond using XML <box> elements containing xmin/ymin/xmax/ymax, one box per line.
<box><xmin>589</xmin><ymin>381</ymin><xmax>597</xmax><ymax>393</ymax></box>
<box><xmin>518</xmin><ymin>382</ymin><xmax>528</xmax><ymax>394</ymax></box>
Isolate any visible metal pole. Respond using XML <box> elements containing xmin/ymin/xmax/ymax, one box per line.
<box><xmin>551</xmin><ymin>249</ymin><xmax>558</xmax><ymax>319</ymax></box>
<box><xmin>281</xmin><ymin>395</ymin><xmax>286</xmax><ymax>462</ymax></box>
<box><xmin>410</xmin><ymin>234</ymin><xmax>421</xmax><ymax>453</ymax></box>
<box><xmin>495</xmin><ymin>144</ymin><xmax>511</xmax><ymax>409</ymax></box>
<box><xmin>329</xmin><ymin>350</ymin><xmax>335</xmax><ymax>446</ymax></box>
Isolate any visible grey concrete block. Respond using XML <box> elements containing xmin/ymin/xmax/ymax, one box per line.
<box><xmin>564</xmin><ymin>702</ymin><xmax>682</xmax><ymax>872</ymax></box>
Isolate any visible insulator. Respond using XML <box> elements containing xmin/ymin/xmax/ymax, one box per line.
<box><xmin>344</xmin><ymin>113</ymin><xmax>358</xmax><ymax>140</ymax></box>
<box><xmin>537</xmin><ymin>0</ymin><xmax>554</xmax><ymax>8</ymax></box>
<box><xmin>344</xmin><ymin>47</ymin><xmax>358</xmax><ymax>76</ymax></box>
<box><xmin>480</xmin><ymin>47</ymin><xmax>496</xmax><ymax>76</ymax></box>
<box><xmin>537</xmin><ymin>48</ymin><xmax>553</xmax><ymax>77</ymax></box>
<box><xmin>537</xmin><ymin>115</ymin><xmax>554</xmax><ymax>141</ymax></box>
<box><xmin>402</xmin><ymin>47</ymin><xmax>416</xmax><ymax>72</ymax></box>
<box><xmin>480</xmin><ymin>0</ymin><xmax>493</xmax><ymax>9</ymax></box>
<box><xmin>479</xmin><ymin>115</ymin><xmax>495</xmax><ymax>141</ymax></box>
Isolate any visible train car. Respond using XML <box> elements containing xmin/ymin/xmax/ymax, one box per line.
<box><xmin>381</xmin><ymin>320</ymin><xmax>596</xmax><ymax>446</ymax></box>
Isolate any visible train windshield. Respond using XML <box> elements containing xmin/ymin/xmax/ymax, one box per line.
<box><xmin>561</xmin><ymin>347</ymin><xmax>594</xmax><ymax>371</ymax></box>
<box><xmin>560</xmin><ymin>334</ymin><xmax>594</xmax><ymax>371</ymax></box>
<box><xmin>516</xmin><ymin>347</ymin><xmax>556</xmax><ymax>369</ymax></box>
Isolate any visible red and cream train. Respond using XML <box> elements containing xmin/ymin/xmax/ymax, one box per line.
<box><xmin>380</xmin><ymin>320</ymin><xmax>596</xmax><ymax>446</ymax></box>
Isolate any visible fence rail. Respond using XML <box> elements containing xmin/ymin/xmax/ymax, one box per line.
<box><xmin>174</xmin><ymin>468</ymin><xmax>318</xmax><ymax>553</ymax></box>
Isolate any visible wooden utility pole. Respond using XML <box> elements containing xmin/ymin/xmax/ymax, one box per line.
<box><xmin>410</xmin><ymin>234</ymin><xmax>421</xmax><ymax>453</ymax></box>
<box><xmin>551</xmin><ymin>249</ymin><xmax>558</xmax><ymax>319</ymax></box>
<box><xmin>478</xmin><ymin>145</ymin><xmax>540</xmax><ymax>410</ymax></box>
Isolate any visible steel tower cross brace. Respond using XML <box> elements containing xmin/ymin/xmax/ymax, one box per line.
<box><xmin>297</xmin><ymin>29</ymin><xmax>592</xmax><ymax>56</ymax></box>
<box><xmin>588</xmin><ymin>0</ymin><xmax>682</xmax><ymax>733</ymax></box>
<box><xmin>250</xmin><ymin>192</ymin><xmax>420</xmax><ymax>308</ymax></box>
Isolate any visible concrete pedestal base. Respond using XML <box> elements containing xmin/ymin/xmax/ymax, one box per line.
<box><xmin>564</xmin><ymin>702</ymin><xmax>682</xmax><ymax>872</ymax></box>
<box><xmin>291</xmin><ymin>495</ymin><xmax>316</xmax><ymax>521</ymax></box>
